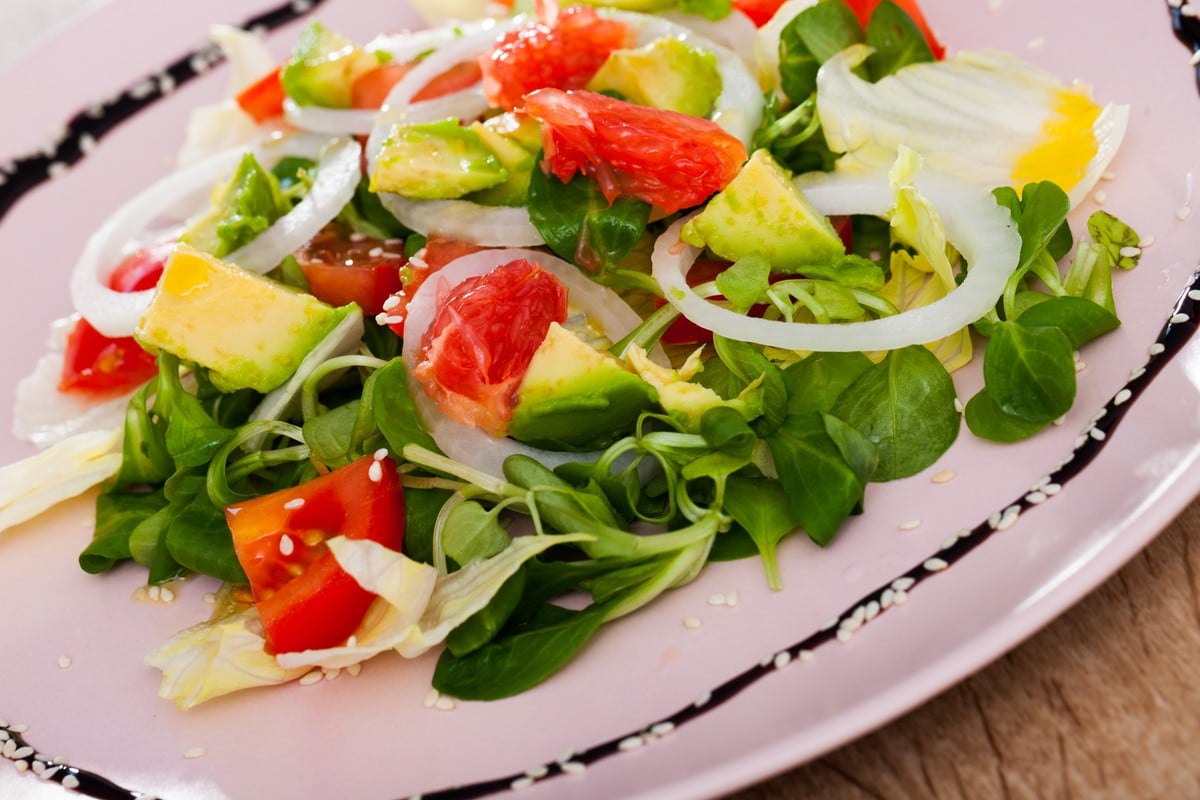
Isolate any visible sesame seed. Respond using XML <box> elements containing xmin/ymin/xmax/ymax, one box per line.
<box><xmin>1119</xmin><ymin>246</ymin><xmax>1142</xmax><ymax>259</ymax></box>
<box><xmin>347</xmin><ymin>663</ymin><xmax>363</xmax><ymax>677</ymax></box>
<box><xmin>526</xmin><ymin>765</ymin><xmax>549</xmax><ymax>779</ymax></box>
<box><xmin>1131</xmin><ymin>365</ymin><xmax>1147</xmax><ymax>379</ymax></box>
<box><xmin>147</xmin><ymin>585</ymin><xmax>161</xmax><ymax>601</ymax></box>
<box><xmin>423</xmin><ymin>689</ymin><xmax>440</xmax><ymax>708</ymax></box>
<box><xmin>299</xmin><ymin>671</ymin><xmax>323</xmax><ymax>686</ymax></box>
<box><xmin>989</xmin><ymin>509</ymin><xmax>1004</xmax><ymax>527</ymax></box>
<box><xmin>924</xmin><ymin>558</ymin><xmax>949</xmax><ymax>572</ymax></box>
<box><xmin>1026</xmin><ymin>36</ymin><xmax>1045</xmax><ymax>50</ymax></box>
<box><xmin>158</xmin><ymin>74</ymin><xmax>176</xmax><ymax>94</ymax></box>
<box><xmin>881</xmin><ymin>588</ymin><xmax>895</xmax><ymax>609</ymax></box>
<box><xmin>953</xmin><ymin>398</ymin><xmax>965</xmax><ymax>414</ymax></box>
<box><xmin>836</xmin><ymin>628</ymin><xmax>854</xmax><ymax>642</ymax></box>
<box><xmin>323</xmin><ymin>668</ymin><xmax>341</xmax><ymax>681</ymax></box>
<box><xmin>368</xmin><ymin>246</ymin><xmax>384</xmax><ymax>258</ymax></box>
<box><xmin>997</xmin><ymin>507</ymin><xmax>1021</xmax><ymax>530</ymax></box>
<box><xmin>1150</xmin><ymin>343</ymin><xmax>1166</xmax><ymax>356</ymax></box>
<box><xmin>557</xmin><ymin>748</ymin><xmax>577</xmax><ymax>764</ymax></box>
<box><xmin>1178</xmin><ymin>205</ymin><xmax>1192</xmax><ymax>221</ymax></box>
<box><xmin>2</xmin><ymin>740</ymin><xmax>15</xmax><ymax>758</ymax></box>
<box><xmin>893</xmin><ymin>590</ymin><xmax>909</xmax><ymax>605</ymax></box>
<box><xmin>435</xmin><ymin>697</ymin><xmax>457</xmax><ymax>711</ymax></box>
<box><xmin>865</xmin><ymin>600</ymin><xmax>881</xmax><ymax>620</ymax></box>
<box><xmin>892</xmin><ymin>577</ymin><xmax>915</xmax><ymax>592</ymax></box>
<box><xmin>774</xmin><ymin>651</ymin><xmax>792</xmax><ymax>669</ymax></box>
<box><xmin>11</xmin><ymin>746</ymin><xmax>33</xmax><ymax>760</ymax></box>
<box><xmin>725</xmin><ymin>590</ymin><xmax>739</xmax><ymax>607</ymax></box>
<box><xmin>510</xmin><ymin>777</ymin><xmax>535</xmax><ymax>790</ymax></box>
<box><xmin>651</xmin><ymin>722</ymin><xmax>675</xmax><ymax>736</ymax></box>
<box><xmin>408</xmin><ymin>255</ymin><xmax>429</xmax><ymax>269</ymax></box>
<box><xmin>1172</xmin><ymin>312</ymin><xmax>1191</xmax><ymax>325</ymax></box>
<box><xmin>759</xmin><ymin>652</ymin><xmax>774</xmax><ymax>667</ymax></box>
<box><xmin>799</xmin><ymin>649</ymin><xmax>815</xmax><ymax>662</ymax></box>
<box><xmin>1090</xmin><ymin>427</ymin><xmax>1107</xmax><ymax>441</ymax></box>
<box><xmin>1043</xmin><ymin>483</ymin><xmax>1062</xmax><ymax>496</ymax></box>
<box><xmin>48</xmin><ymin>162</ymin><xmax>68</xmax><ymax>178</ymax></box>
<box><xmin>1101</xmin><ymin>170</ymin><xmax>1118</xmax><ymax>181</ymax></box>
<box><xmin>693</xmin><ymin>691</ymin><xmax>712</xmax><ymax>708</ymax></box>
<box><xmin>820</xmin><ymin>616</ymin><xmax>840</xmax><ymax>631</ymax></box>
<box><xmin>284</xmin><ymin>498</ymin><xmax>305</xmax><ymax>510</ymax></box>
<box><xmin>0</xmin><ymin>730</ymin><xmax>7</xmax><ymax>741</ymax></box>
<box><xmin>1142</xmin><ymin>235</ymin><xmax>1156</xmax><ymax>247</ymax></box>
<box><xmin>1075</xmin><ymin>359</ymin><xmax>1086</xmax><ymax>373</ymax></box>
<box><xmin>130</xmin><ymin>79</ymin><xmax>156</xmax><ymax>99</ymax></box>
<box><xmin>57</xmin><ymin>655</ymin><xmax>71</xmax><ymax>669</ymax></box>
<box><xmin>1093</xmin><ymin>190</ymin><xmax>1107</xmax><ymax>204</ymax></box>
<box><xmin>707</xmin><ymin>593</ymin><xmax>727</xmax><ymax>607</ymax></box>
<box><xmin>931</xmin><ymin>469</ymin><xmax>956</xmax><ymax>484</ymax></box>
<box><xmin>279</xmin><ymin>534</ymin><xmax>295</xmax><ymax>556</ymax></box>
<box><xmin>62</xmin><ymin>774</ymin><xmax>80</xmax><ymax>790</ymax></box>
<box><xmin>347</xmin><ymin>635</ymin><xmax>357</xmax><ymax>647</ymax></box>
<box><xmin>941</xmin><ymin>533</ymin><xmax>960</xmax><ymax>550</ymax></box>
<box><xmin>13</xmin><ymin>760</ymin><xmax>27</xmax><ymax>772</ymax></box>
<box><xmin>161</xmin><ymin>586</ymin><xmax>175</xmax><ymax>603</ymax></box>
<box><xmin>1170</xmin><ymin>0</ymin><xmax>1183</xmax><ymax>8</ymax></box>
<box><xmin>562</xmin><ymin>761</ymin><xmax>587</xmax><ymax>775</ymax></box>
<box><xmin>374</xmin><ymin>448</ymin><xmax>389</xmax><ymax>461</ymax></box>
<box><xmin>683</xmin><ymin>616</ymin><xmax>702</xmax><ymax>630</ymax></box>
<box><xmin>1114</xmin><ymin>388</ymin><xmax>1132</xmax><ymax>406</ymax></box>
<box><xmin>183</xmin><ymin>747</ymin><xmax>207</xmax><ymax>760</ymax></box>
<box><xmin>292</xmin><ymin>0</ymin><xmax>315</xmax><ymax>11</ymax></box>
<box><xmin>41</xmin><ymin>764</ymin><xmax>61</xmax><ymax>779</ymax></box>
<box><xmin>1025</xmin><ymin>491</ymin><xmax>1048</xmax><ymax>504</ymax></box>
<box><xmin>898</xmin><ymin>518</ymin><xmax>921</xmax><ymax>532</ymax></box>
<box><xmin>1185</xmin><ymin>3</ymin><xmax>1199</xmax><ymax>17</ymax></box>
<box><xmin>202</xmin><ymin>592</ymin><xmax>216</xmax><ymax>604</ymax></box>
<box><xmin>190</xmin><ymin>54</ymin><xmax>210</xmax><ymax>73</ymax></box>
<box><xmin>618</xmin><ymin>736</ymin><xmax>645</xmax><ymax>751</ymax></box>
<box><xmin>369</xmin><ymin>461</ymin><xmax>384</xmax><ymax>483</ymax></box>
<box><xmin>382</xmin><ymin>295</ymin><xmax>401</xmax><ymax>311</ymax></box>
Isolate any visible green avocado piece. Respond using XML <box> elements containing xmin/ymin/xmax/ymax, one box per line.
<box><xmin>180</xmin><ymin>153</ymin><xmax>290</xmax><ymax>259</ymax></box>
<box><xmin>465</xmin><ymin>115</ymin><xmax>541</xmax><ymax>207</ymax></box>
<box><xmin>681</xmin><ymin>149</ymin><xmax>846</xmax><ymax>270</ymax></box>
<box><xmin>281</xmin><ymin>22</ymin><xmax>379</xmax><ymax>109</ymax></box>
<box><xmin>135</xmin><ymin>246</ymin><xmax>355</xmax><ymax>393</ymax></box>
<box><xmin>587</xmin><ymin>37</ymin><xmax>722</xmax><ymax>118</ymax></box>
<box><xmin>371</xmin><ymin>118</ymin><xmax>509</xmax><ymax>200</ymax></box>
<box><xmin>508</xmin><ymin>323</ymin><xmax>656</xmax><ymax>451</ymax></box>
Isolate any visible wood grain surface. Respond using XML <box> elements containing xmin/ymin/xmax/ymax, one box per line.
<box><xmin>730</xmin><ymin>511</ymin><xmax>1200</xmax><ymax>799</ymax></box>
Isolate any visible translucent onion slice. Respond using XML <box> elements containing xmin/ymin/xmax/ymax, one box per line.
<box><xmin>652</xmin><ymin>169</ymin><xmax>1021</xmax><ymax>352</ymax></box>
<box><xmin>401</xmin><ymin>248</ymin><xmax>651</xmax><ymax>476</ymax></box>
<box><xmin>659</xmin><ymin>8</ymin><xmax>758</xmax><ymax>69</ymax></box>
<box><xmin>71</xmin><ymin>134</ymin><xmax>358</xmax><ymax>337</ymax></box>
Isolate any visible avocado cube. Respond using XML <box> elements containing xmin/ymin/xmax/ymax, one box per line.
<box><xmin>466</xmin><ymin>115</ymin><xmax>541</xmax><ymax>207</ymax></box>
<box><xmin>281</xmin><ymin>22</ymin><xmax>379</xmax><ymax>109</ymax></box>
<box><xmin>587</xmin><ymin>37</ymin><xmax>722</xmax><ymax>118</ymax></box>
<box><xmin>371</xmin><ymin>119</ymin><xmax>509</xmax><ymax>200</ymax></box>
<box><xmin>508</xmin><ymin>323</ymin><xmax>656</xmax><ymax>451</ymax></box>
<box><xmin>135</xmin><ymin>246</ymin><xmax>355</xmax><ymax>393</ymax></box>
<box><xmin>681</xmin><ymin>149</ymin><xmax>845</xmax><ymax>270</ymax></box>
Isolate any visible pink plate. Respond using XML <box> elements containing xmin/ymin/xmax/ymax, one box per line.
<box><xmin>2</xmin><ymin>1</ymin><xmax>1200</xmax><ymax>798</ymax></box>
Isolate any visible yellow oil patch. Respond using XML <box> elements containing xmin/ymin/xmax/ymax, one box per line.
<box><xmin>1012</xmin><ymin>88</ymin><xmax>1101</xmax><ymax>193</ymax></box>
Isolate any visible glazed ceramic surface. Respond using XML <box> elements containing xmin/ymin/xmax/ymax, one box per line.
<box><xmin>2</xmin><ymin>1</ymin><xmax>1200</xmax><ymax>798</ymax></box>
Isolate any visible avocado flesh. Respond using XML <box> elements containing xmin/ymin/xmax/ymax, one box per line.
<box><xmin>587</xmin><ymin>37</ymin><xmax>722</xmax><ymax>118</ymax></box>
<box><xmin>465</xmin><ymin>118</ymin><xmax>539</xmax><ymax>207</ymax></box>
<box><xmin>180</xmin><ymin>153</ymin><xmax>289</xmax><ymax>259</ymax></box>
<box><xmin>135</xmin><ymin>246</ymin><xmax>354</xmax><ymax>393</ymax></box>
<box><xmin>281</xmin><ymin>22</ymin><xmax>379</xmax><ymax>109</ymax></box>
<box><xmin>508</xmin><ymin>323</ymin><xmax>656</xmax><ymax>451</ymax></box>
<box><xmin>371</xmin><ymin>119</ymin><xmax>509</xmax><ymax>200</ymax></box>
<box><xmin>681</xmin><ymin>149</ymin><xmax>846</xmax><ymax>270</ymax></box>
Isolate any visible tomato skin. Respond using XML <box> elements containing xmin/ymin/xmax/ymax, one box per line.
<box><xmin>351</xmin><ymin>60</ymin><xmax>485</xmax><ymax>110</ymax></box>
<box><xmin>59</xmin><ymin>243</ymin><xmax>170</xmax><ymax>394</ymax></box>
<box><xmin>413</xmin><ymin>258</ymin><xmax>567</xmax><ymax>435</ymax></box>
<box><xmin>733</xmin><ymin>0</ymin><xmax>787</xmax><ymax>27</ymax></box>
<box><xmin>236</xmin><ymin>67</ymin><xmax>287</xmax><ymax>123</ymax></box>
<box><xmin>846</xmin><ymin>0</ymin><xmax>945</xmax><ymax>59</ymax></box>
<box><xmin>480</xmin><ymin>5</ymin><xmax>633</xmax><ymax>111</ymax></box>
<box><xmin>226</xmin><ymin>454</ymin><xmax>405</xmax><ymax>654</ymax></box>
<box><xmin>294</xmin><ymin>223</ymin><xmax>405</xmax><ymax>315</ymax></box>
<box><xmin>383</xmin><ymin>237</ymin><xmax>486</xmax><ymax>337</ymax></box>
<box><xmin>521</xmin><ymin>89</ymin><xmax>748</xmax><ymax>215</ymax></box>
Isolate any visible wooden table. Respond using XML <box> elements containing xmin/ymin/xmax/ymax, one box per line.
<box><xmin>3</xmin><ymin>3</ymin><xmax>1197</xmax><ymax>799</ymax></box>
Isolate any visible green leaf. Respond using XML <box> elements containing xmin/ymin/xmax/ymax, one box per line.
<box><xmin>712</xmin><ymin>335</ymin><xmax>788</xmax><ymax>434</ymax></box>
<box><xmin>527</xmin><ymin>168</ymin><xmax>653</xmax><ymax>290</ymax></box>
<box><xmin>432</xmin><ymin>601</ymin><xmax>610</xmax><ymax>700</ymax></box>
<box><xmin>864</xmin><ymin>0</ymin><xmax>935</xmax><ymax>80</ymax></box>
<box><xmin>983</xmin><ymin>320</ymin><xmax>1076</xmax><ymax>423</ymax></box>
<box><xmin>964</xmin><ymin>389</ymin><xmax>1049</xmax><ymax>443</ymax></box>
<box><xmin>792</xmin><ymin>254</ymin><xmax>887</xmax><ymax>291</ymax></box>
<box><xmin>778</xmin><ymin>1</ymin><xmax>864</xmax><ymax>104</ymax></box>
<box><xmin>403</xmin><ymin>487</ymin><xmax>454</xmax><ymax>565</ymax></box>
<box><xmin>783</xmin><ymin>351</ymin><xmax>874</xmax><ymax>416</ymax></box>
<box><xmin>1087</xmin><ymin>209</ymin><xmax>1140</xmax><ymax>270</ymax></box>
<box><xmin>444</xmin><ymin>567</ymin><xmax>527</xmax><ymax>657</ymax></box>
<box><xmin>766</xmin><ymin>411</ymin><xmax>871</xmax><ymax>545</ymax></box>
<box><xmin>831</xmin><ymin>346</ymin><xmax>959</xmax><ymax>481</ymax></box>
<box><xmin>442</xmin><ymin>501</ymin><xmax>512</xmax><ymax>568</ymax></box>
<box><xmin>165</xmin><ymin>489</ymin><xmax>247</xmax><ymax>584</ymax></box>
<box><xmin>303</xmin><ymin>401</ymin><xmax>364</xmax><ymax>467</ymax></box>
<box><xmin>724</xmin><ymin>475</ymin><xmax>803</xmax><ymax>589</ymax></box>
<box><xmin>165</xmin><ymin>391</ymin><xmax>235</xmax><ymax>469</ymax></box>
<box><xmin>371</xmin><ymin>359</ymin><xmax>440</xmax><ymax>454</ymax></box>
<box><xmin>1016</xmin><ymin>296</ymin><xmax>1120</xmax><ymax>349</ymax></box>
<box><xmin>80</xmin><ymin>490</ymin><xmax>165</xmax><ymax>574</ymax></box>
<box><xmin>715</xmin><ymin>255</ymin><xmax>771</xmax><ymax>312</ymax></box>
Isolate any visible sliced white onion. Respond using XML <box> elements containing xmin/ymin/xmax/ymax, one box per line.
<box><xmin>653</xmin><ymin>169</ymin><xmax>1021</xmax><ymax>352</ymax></box>
<box><xmin>659</xmin><ymin>8</ymin><xmax>758</xmax><ymax>72</ymax></box>
<box><xmin>377</xmin><ymin>194</ymin><xmax>546</xmax><ymax>247</ymax></box>
<box><xmin>284</xmin><ymin>99</ymin><xmax>379</xmax><ymax>136</ymax></box>
<box><xmin>224</xmin><ymin>136</ymin><xmax>362</xmax><ymax>274</ymax></box>
<box><xmin>401</xmin><ymin>248</ymin><xmax>652</xmax><ymax>476</ymax></box>
<box><xmin>71</xmin><ymin>134</ymin><xmax>358</xmax><ymax>338</ymax></box>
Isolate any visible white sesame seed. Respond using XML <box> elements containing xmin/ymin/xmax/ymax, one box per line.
<box><xmin>369</xmin><ymin>461</ymin><xmax>384</xmax><ymax>483</ymax></box>
<box><xmin>651</xmin><ymin>722</ymin><xmax>675</xmax><ymax>736</ymax></box>
<box><xmin>526</xmin><ymin>765</ymin><xmax>549</xmax><ymax>779</ymax></box>
<box><xmin>279</xmin><ymin>534</ymin><xmax>295</xmax><ymax>556</ymax></box>
<box><xmin>1142</xmin><ymin>235</ymin><xmax>1156</xmax><ymax>247</ymax></box>
<box><xmin>997</xmin><ymin>507</ymin><xmax>1021</xmax><ymax>530</ymax></box>
<box><xmin>799</xmin><ymin>649</ymin><xmax>815</xmax><ymax>663</ymax></box>
<box><xmin>347</xmin><ymin>663</ymin><xmax>363</xmax><ymax>677</ymax></box>
<box><xmin>183</xmin><ymin>747</ymin><xmax>207</xmax><ymax>760</ymax></box>
<box><xmin>836</xmin><ymin>627</ymin><xmax>854</xmax><ymax>642</ymax></box>
<box><xmin>408</xmin><ymin>254</ymin><xmax>429</xmax><ymax>269</ymax></box>
<box><xmin>158</xmin><ymin>74</ymin><xmax>176</xmax><ymax>94</ymax></box>
<box><xmin>434</xmin><ymin>697</ymin><xmax>457</xmax><ymax>711</ymax></box>
<box><xmin>1101</xmin><ymin>170</ymin><xmax>1118</xmax><ymax>181</ymax></box>
<box><xmin>953</xmin><ymin>398</ymin><xmax>965</xmax><ymax>414</ymax></box>
<box><xmin>941</xmin><ymin>533</ymin><xmax>960</xmax><ymax>550</ymax></box>
<box><xmin>1178</xmin><ymin>205</ymin><xmax>1192</xmax><ymax>221</ymax></box>
<box><xmin>840</xmin><ymin>615</ymin><xmax>861</xmax><ymax>633</ymax></box>
<box><xmin>511</xmin><ymin>777</ymin><xmax>535</xmax><ymax>790</ymax></box>
<box><xmin>374</xmin><ymin>448</ymin><xmax>389</xmax><ymax>461</ymax></box>
<box><xmin>820</xmin><ymin>616</ymin><xmax>840</xmax><ymax>631</ymax></box>
<box><xmin>1053</xmin><ymin>415</ymin><xmax>1066</xmax><ymax>426</ymax></box>
<box><xmin>924</xmin><ymin>558</ymin><xmax>949</xmax><ymax>572</ymax></box>
<box><xmin>324</xmin><ymin>668</ymin><xmax>341</xmax><ymax>681</ymax></box>
<box><xmin>851</xmin><ymin>605</ymin><xmax>866</xmax><ymax>626</ymax></box>
<box><xmin>618</xmin><ymin>736</ymin><xmax>645</xmax><ymax>751</ymax></box>
<box><xmin>382</xmin><ymin>295</ymin><xmax>401</xmax><ymax>311</ymax></box>
<box><xmin>774</xmin><ymin>651</ymin><xmax>792</xmax><ymax>669</ymax></box>
<box><xmin>1026</xmin><ymin>36</ymin><xmax>1045</xmax><ymax>50</ymax></box>
<box><xmin>11</xmin><ymin>746</ymin><xmax>33</xmax><ymax>760</ymax></box>
<box><xmin>1093</xmin><ymin>190</ymin><xmax>1107</xmax><ymax>204</ymax></box>
<box><xmin>1150</xmin><ymin>343</ymin><xmax>1166</xmax><ymax>356</ymax></box>
<box><xmin>41</xmin><ymin>764</ymin><xmax>61</xmax><ymax>779</ymax></box>
<box><xmin>683</xmin><ymin>616</ymin><xmax>702</xmax><ymax>630</ymax></box>
<box><xmin>1172</xmin><ymin>312</ymin><xmax>1191</xmax><ymax>325</ymax></box>
<box><xmin>374</xmin><ymin>312</ymin><xmax>391</xmax><ymax>325</ymax></box>
<box><xmin>1090</xmin><ymin>427</ymin><xmax>1107</xmax><ymax>442</ymax></box>
<box><xmin>202</xmin><ymin>592</ymin><xmax>216</xmax><ymax>604</ymax></box>
<box><xmin>759</xmin><ymin>652</ymin><xmax>774</xmax><ymax>667</ymax></box>
<box><xmin>725</xmin><ymin>590</ymin><xmax>739</xmax><ymax>607</ymax></box>
<box><xmin>892</xmin><ymin>577</ymin><xmax>915</xmax><ymax>592</ymax></box>
<box><xmin>1074</xmin><ymin>359</ymin><xmax>1086</xmax><ymax>373</ymax></box>
<box><xmin>1025</xmin><ymin>491</ymin><xmax>1048</xmax><ymax>504</ymax></box>
<box><xmin>190</xmin><ymin>54</ymin><xmax>210</xmax><ymax>73</ymax></box>
<box><xmin>881</xmin><ymin>588</ymin><xmax>895</xmax><ymax>609</ymax></box>
<box><xmin>1119</xmin><ymin>246</ymin><xmax>1142</xmax><ymax>259</ymax></box>
<box><xmin>865</xmin><ymin>600</ymin><xmax>881</xmax><ymax>621</ymax></box>
<box><xmin>423</xmin><ymin>689</ymin><xmax>440</xmax><ymax>708</ymax></box>
<box><xmin>898</xmin><ymin>518</ymin><xmax>922</xmax><ymax>532</ymax></box>
<box><xmin>48</xmin><ymin>162</ymin><xmax>68</xmax><ymax>178</ymax></box>
<box><xmin>893</xmin><ymin>590</ymin><xmax>909</xmax><ymax>605</ymax></box>
<box><xmin>557</xmin><ymin>748</ymin><xmax>577</xmax><ymax>764</ymax></box>
<box><xmin>299</xmin><ymin>670</ymin><xmax>323</xmax><ymax>686</ymax></box>
<box><xmin>0</xmin><ymin>730</ymin><xmax>7</xmax><ymax>741</ymax></box>
<box><xmin>1185</xmin><ymin>4</ymin><xmax>1199</xmax><ymax>17</ymax></box>
<box><xmin>1114</xmin><ymin>388</ymin><xmax>1132</xmax><ymax>406</ymax></box>
<box><xmin>57</xmin><ymin>655</ymin><xmax>71</xmax><ymax>669</ymax></box>
<box><xmin>707</xmin><ymin>593</ymin><xmax>727</xmax><ymax>607</ymax></box>
<box><xmin>368</xmin><ymin>246</ymin><xmax>384</xmax><ymax>258</ymax></box>
<box><xmin>130</xmin><ymin>79</ymin><xmax>156</xmax><ymax>99</ymax></box>
<box><xmin>292</xmin><ymin>0</ymin><xmax>315</xmax><ymax>11</ymax></box>
<box><xmin>988</xmin><ymin>510</ymin><xmax>1004</xmax><ymax>528</ymax></box>
<box><xmin>1043</xmin><ymin>483</ymin><xmax>1063</xmax><ymax>496</ymax></box>
<box><xmin>161</xmin><ymin>586</ymin><xmax>175</xmax><ymax>603</ymax></box>
<box><xmin>1170</xmin><ymin>0</ymin><xmax>1183</xmax><ymax>8</ymax></box>
<box><xmin>7</xmin><ymin>725</ymin><xmax>26</xmax><ymax>735</ymax></box>
<box><xmin>693</xmin><ymin>691</ymin><xmax>712</xmax><ymax>708</ymax></box>
<box><xmin>931</xmin><ymin>469</ymin><xmax>956</xmax><ymax>484</ymax></box>
<box><xmin>13</xmin><ymin>760</ymin><xmax>27</xmax><ymax>772</ymax></box>
<box><xmin>62</xmin><ymin>774</ymin><xmax>80</xmax><ymax>790</ymax></box>
<box><xmin>283</xmin><ymin>498</ymin><xmax>305</xmax><ymax>510</ymax></box>
<box><xmin>4</xmin><ymin>740</ymin><xmax>17</xmax><ymax>758</ymax></box>
<box><xmin>147</xmin><ymin>585</ymin><xmax>161</xmax><ymax>601</ymax></box>
<box><xmin>562</xmin><ymin>761</ymin><xmax>587</xmax><ymax>775</ymax></box>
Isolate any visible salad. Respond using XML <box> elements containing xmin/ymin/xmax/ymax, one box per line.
<box><xmin>0</xmin><ymin>0</ymin><xmax>1138</xmax><ymax>711</ymax></box>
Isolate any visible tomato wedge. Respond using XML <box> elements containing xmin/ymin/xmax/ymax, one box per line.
<box><xmin>383</xmin><ymin>236</ymin><xmax>486</xmax><ymax>337</ymax></box>
<box><xmin>60</xmin><ymin>243</ymin><xmax>171</xmax><ymax>394</ymax></box>
<box><xmin>226</xmin><ymin>454</ymin><xmax>405</xmax><ymax>654</ymax></box>
<box><xmin>294</xmin><ymin>223</ymin><xmax>405</xmax><ymax>315</ymax></box>
<box><xmin>479</xmin><ymin>4</ymin><xmax>633</xmax><ymax>112</ymax></box>
<box><xmin>236</xmin><ymin>67</ymin><xmax>287</xmax><ymax>123</ymax></box>
<box><xmin>521</xmin><ymin>88</ymin><xmax>748</xmax><ymax>215</ymax></box>
<box><xmin>412</xmin><ymin>258</ymin><xmax>567</xmax><ymax>435</ymax></box>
